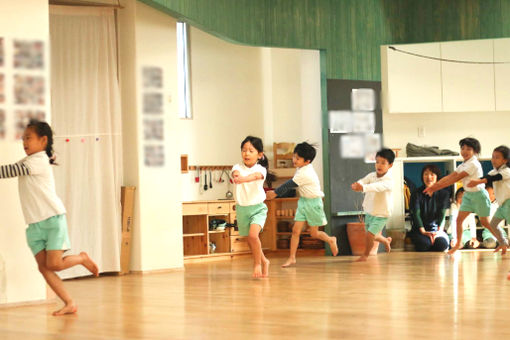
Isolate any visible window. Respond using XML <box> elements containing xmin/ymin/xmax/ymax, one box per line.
<box><xmin>177</xmin><ymin>22</ymin><xmax>192</xmax><ymax>119</ymax></box>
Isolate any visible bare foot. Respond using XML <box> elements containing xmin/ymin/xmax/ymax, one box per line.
<box><xmin>53</xmin><ymin>303</ymin><xmax>77</xmax><ymax>316</ymax></box>
<box><xmin>355</xmin><ymin>256</ymin><xmax>368</xmax><ymax>262</ymax></box>
<box><xmin>383</xmin><ymin>237</ymin><xmax>392</xmax><ymax>252</ymax></box>
<box><xmin>80</xmin><ymin>252</ymin><xmax>99</xmax><ymax>277</ymax></box>
<box><xmin>252</xmin><ymin>264</ymin><xmax>263</xmax><ymax>278</ymax></box>
<box><xmin>329</xmin><ymin>236</ymin><xmax>339</xmax><ymax>256</ymax></box>
<box><xmin>281</xmin><ymin>257</ymin><xmax>296</xmax><ymax>268</ymax></box>
<box><xmin>262</xmin><ymin>259</ymin><xmax>270</xmax><ymax>277</ymax></box>
<box><xmin>495</xmin><ymin>244</ymin><xmax>508</xmax><ymax>255</ymax></box>
<box><xmin>448</xmin><ymin>245</ymin><xmax>460</xmax><ymax>255</ymax></box>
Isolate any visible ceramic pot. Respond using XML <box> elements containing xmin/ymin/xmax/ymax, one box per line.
<box><xmin>346</xmin><ymin>222</ymin><xmax>379</xmax><ymax>256</ymax></box>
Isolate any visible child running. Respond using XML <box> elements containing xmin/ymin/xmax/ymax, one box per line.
<box><xmin>266</xmin><ymin>142</ymin><xmax>338</xmax><ymax>267</ymax></box>
<box><xmin>467</xmin><ymin>145</ymin><xmax>510</xmax><ymax>252</ymax></box>
<box><xmin>423</xmin><ymin>138</ymin><xmax>506</xmax><ymax>255</ymax></box>
<box><xmin>351</xmin><ymin>148</ymin><xmax>395</xmax><ymax>262</ymax></box>
<box><xmin>232</xmin><ymin>136</ymin><xmax>270</xmax><ymax>278</ymax></box>
<box><xmin>0</xmin><ymin>120</ymin><xmax>98</xmax><ymax>316</ymax></box>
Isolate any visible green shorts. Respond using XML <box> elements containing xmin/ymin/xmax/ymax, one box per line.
<box><xmin>460</xmin><ymin>190</ymin><xmax>490</xmax><ymax>217</ymax></box>
<box><xmin>494</xmin><ymin>199</ymin><xmax>510</xmax><ymax>221</ymax></box>
<box><xmin>461</xmin><ymin>229</ymin><xmax>473</xmax><ymax>245</ymax></box>
<box><xmin>236</xmin><ymin>203</ymin><xmax>268</xmax><ymax>236</ymax></box>
<box><xmin>365</xmin><ymin>213</ymin><xmax>388</xmax><ymax>235</ymax></box>
<box><xmin>26</xmin><ymin>214</ymin><xmax>71</xmax><ymax>256</ymax></box>
<box><xmin>294</xmin><ymin>197</ymin><xmax>328</xmax><ymax>227</ymax></box>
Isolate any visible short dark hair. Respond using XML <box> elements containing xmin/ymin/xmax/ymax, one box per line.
<box><xmin>376</xmin><ymin>148</ymin><xmax>395</xmax><ymax>164</ymax></box>
<box><xmin>294</xmin><ymin>142</ymin><xmax>317</xmax><ymax>162</ymax></box>
<box><xmin>459</xmin><ymin>137</ymin><xmax>481</xmax><ymax>154</ymax></box>
<box><xmin>421</xmin><ymin>164</ymin><xmax>442</xmax><ymax>184</ymax></box>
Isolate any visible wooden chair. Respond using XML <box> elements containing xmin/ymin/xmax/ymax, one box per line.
<box><xmin>273</xmin><ymin>142</ymin><xmax>295</xmax><ymax>168</ymax></box>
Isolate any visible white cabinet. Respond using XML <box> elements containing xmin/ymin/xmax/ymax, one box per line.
<box><xmin>384</xmin><ymin>38</ymin><xmax>510</xmax><ymax>113</ymax></box>
<box><xmin>441</xmin><ymin>39</ymin><xmax>495</xmax><ymax>112</ymax></box>
<box><xmin>385</xmin><ymin>43</ymin><xmax>442</xmax><ymax>113</ymax></box>
<box><xmin>494</xmin><ymin>38</ymin><xmax>510</xmax><ymax>111</ymax></box>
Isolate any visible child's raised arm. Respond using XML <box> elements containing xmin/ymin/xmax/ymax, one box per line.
<box><xmin>0</xmin><ymin>163</ymin><xmax>30</xmax><ymax>179</ymax></box>
<box><xmin>423</xmin><ymin>171</ymin><xmax>466</xmax><ymax>196</ymax></box>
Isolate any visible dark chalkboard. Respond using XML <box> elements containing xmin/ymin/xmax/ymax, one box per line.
<box><xmin>327</xmin><ymin>79</ymin><xmax>382</xmax><ymax>214</ymax></box>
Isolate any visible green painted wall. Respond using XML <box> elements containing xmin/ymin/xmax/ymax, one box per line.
<box><xmin>139</xmin><ymin>0</ymin><xmax>510</xmax><ymax>81</ymax></box>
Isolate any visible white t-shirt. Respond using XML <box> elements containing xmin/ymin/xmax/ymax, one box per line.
<box><xmin>488</xmin><ymin>164</ymin><xmax>510</xmax><ymax>205</ymax></box>
<box><xmin>357</xmin><ymin>170</ymin><xmax>393</xmax><ymax>218</ymax></box>
<box><xmin>455</xmin><ymin>156</ymin><xmax>484</xmax><ymax>192</ymax></box>
<box><xmin>18</xmin><ymin>151</ymin><xmax>66</xmax><ymax>224</ymax></box>
<box><xmin>232</xmin><ymin>163</ymin><xmax>267</xmax><ymax>206</ymax></box>
<box><xmin>292</xmin><ymin>164</ymin><xmax>324</xmax><ymax>198</ymax></box>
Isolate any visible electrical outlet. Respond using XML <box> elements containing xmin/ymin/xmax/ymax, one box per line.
<box><xmin>418</xmin><ymin>126</ymin><xmax>425</xmax><ymax>137</ymax></box>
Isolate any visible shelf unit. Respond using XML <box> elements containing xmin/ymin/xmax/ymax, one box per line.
<box><xmin>182</xmin><ymin>200</ymin><xmax>274</xmax><ymax>260</ymax></box>
<box><xmin>265</xmin><ymin>197</ymin><xmax>325</xmax><ymax>250</ymax></box>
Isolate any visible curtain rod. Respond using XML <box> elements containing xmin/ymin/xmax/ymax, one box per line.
<box><xmin>49</xmin><ymin>0</ymin><xmax>123</xmax><ymax>9</ymax></box>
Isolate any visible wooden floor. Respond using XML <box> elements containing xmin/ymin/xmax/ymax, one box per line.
<box><xmin>2</xmin><ymin>251</ymin><xmax>510</xmax><ymax>339</ymax></box>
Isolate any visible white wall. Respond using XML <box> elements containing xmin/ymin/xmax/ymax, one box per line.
<box><xmin>118</xmin><ymin>0</ymin><xmax>183</xmax><ymax>272</ymax></box>
<box><xmin>179</xmin><ymin>30</ymin><xmax>323</xmax><ymax>202</ymax></box>
<box><xmin>262</xmin><ymin>48</ymin><xmax>323</xmax><ymax>184</ymax></box>
<box><xmin>179</xmin><ymin>26</ymin><xmax>265</xmax><ymax>201</ymax></box>
<box><xmin>0</xmin><ymin>0</ymin><xmax>48</xmax><ymax>305</ymax></box>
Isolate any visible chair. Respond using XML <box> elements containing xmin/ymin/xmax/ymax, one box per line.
<box><xmin>273</xmin><ymin>142</ymin><xmax>295</xmax><ymax>168</ymax></box>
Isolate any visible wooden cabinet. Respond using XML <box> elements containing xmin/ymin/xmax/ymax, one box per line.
<box><xmin>182</xmin><ymin>201</ymin><xmax>273</xmax><ymax>259</ymax></box>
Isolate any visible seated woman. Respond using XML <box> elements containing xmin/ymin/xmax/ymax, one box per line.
<box><xmin>410</xmin><ymin>164</ymin><xmax>451</xmax><ymax>251</ymax></box>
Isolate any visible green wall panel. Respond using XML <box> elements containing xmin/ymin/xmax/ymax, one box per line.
<box><xmin>139</xmin><ymin>0</ymin><xmax>510</xmax><ymax>81</ymax></box>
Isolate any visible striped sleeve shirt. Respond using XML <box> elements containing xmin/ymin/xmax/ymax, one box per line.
<box><xmin>0</xmin><ymin>162</ymin><xmax>30</xmax><ymax>178</ymax></box>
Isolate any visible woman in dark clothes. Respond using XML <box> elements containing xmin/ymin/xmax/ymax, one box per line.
<box><xmin>410</xmin><ymin>164</ymin><xmax>451</xmax><ymax>251</ymax></box>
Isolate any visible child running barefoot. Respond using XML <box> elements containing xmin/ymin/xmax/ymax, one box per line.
<box><xmin>265</xmin><ymin>142</ymin><xmax>338</xmax><ymax>267</ymax></box>
<box><xmin>0</xmin><ymin>120</ymin><xmax>98</xmax><ymax>316</ymax></box>
<box><xmin>424</xmin><ymin>138</ymin><xmax>506</xmax><ymax>255</ymax></box>
<box><xmin>351</xmin><ymin>148</ymin><xmax>395</xmax><ymax>262</ymax></box>
<box><xmin>232</xmin><ymin>136</ymin><xmax>270</xmax><ymax>278</ymax></box>
<box><xmin>467</xmin><ymin>145</ymin><xmax>510</xmax><ymax>253</ymax></box>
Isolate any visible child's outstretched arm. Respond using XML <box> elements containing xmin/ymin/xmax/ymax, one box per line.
<box><xmin>360</xmin><ymin>178</ymin><xmax>392</xmax><ymax>193</ymax></box>
<box><xmin>423</xmin><ymin>171</ymin><xmax>466</xmax><ymax>196</ymax></box>
<box><xmin>267</xmin><ymin>180</ymin><xmax>298</xmax><ymax>200</ymax></box>
<box><xmin>468</xmin><ymin>174</ymin><xmax>503</xmax><ymax>188</ymax></box>
<box><xmin>233</xmin><ymin>171</ymin><xmax>264</xmax><ymax>184</ymax></box>
<box><xmin>0</xmin><ymin>163</ymin><xmax>30</xmax><ymax>179</ymax></box>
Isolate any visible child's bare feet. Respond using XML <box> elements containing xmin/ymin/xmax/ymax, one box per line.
<box><xmin>382</xmin><ymin>237</ymin><xmax>392</xmax><ymax>252</ymax></box>
<box><xmin>329</xmin><ymin>236</ymin><xmax>339</xmax><ymax>256</ymax></box>
<box><xmin>80</xmin><ymin>252</ymin><xmax>99</xmax><ymax>277</ymax></box>
<box><xmin>448</xmin><ymin>245</ymin><xmax>460</xmax><ymax>255</ymax></box>
<box><xmin>355</xmin><ymin>256</ymin><xmax>368</xmax><ymax>262</ymax></box>
<box><xmin>252</xmin><ymin>264</ymin><xmax>263</xmax><ymax>278</ymax></box>
<box><xmin>262</xmin><ymin>258</ymin><xmax>270</xmax><ymax>277</ymax></box>
<box><xmin>281</xmin><ymin>257</ymin><xmax>296</xmax><ymax>268</ymax></box>
<box><xmin>495</xmin><ymin>244</ymin><xmax>508</xmax><ymax>255</ymax></box>
<box><xmin>52</xmin><ymin>303</ymin><xmax>77</xmax><ymax>316</ymax></box>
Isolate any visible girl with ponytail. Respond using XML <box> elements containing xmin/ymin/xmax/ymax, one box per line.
<box><xmin>0</xmin><ymin>119</ymin><xmax>98</xmax><ymax>316</ymax></box>
<box><xmin>231</xmin><ymin>136</ymin><xmax>270</xmax><ymax>278</ymax></box>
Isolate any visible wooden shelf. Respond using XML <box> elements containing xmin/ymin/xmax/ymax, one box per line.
<box><xmin>183</xmin><ymin>233</ymin><xmax>205</xmax><ymax>237</ymax></box>
<box><xmin>208</xmin><ymin>230</ymin><xmax>228</xmax><ymax>234</ymax></box>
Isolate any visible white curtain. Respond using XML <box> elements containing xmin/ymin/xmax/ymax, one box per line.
<box><xmin>49</xmin><ymin>6</ymin><xmax>122</xmax><ymax>279</ymax></box>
